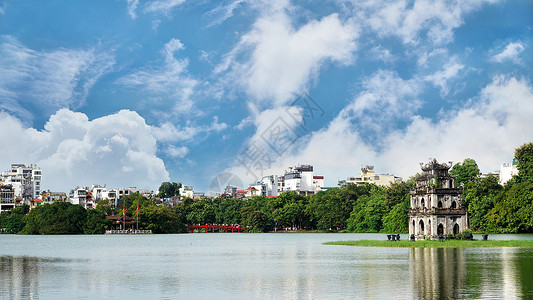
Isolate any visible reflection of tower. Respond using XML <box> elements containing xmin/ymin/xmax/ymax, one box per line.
<box><xmin>409</xmin><ymin>248</ymin><xmax>466</xmax><ymax>299</ymax></box>
<box><xmin>409</xmin><ymin>160</ymin><xmax>466</xmax><ymax>240</ymax></box>
<box><xmin>0</xmin><ymin>256</ymin><xmax>41</xmax><ymax>299</ymax></box>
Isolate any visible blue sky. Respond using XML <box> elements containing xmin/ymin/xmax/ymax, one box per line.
<box><xmin>0</xmin><ymin>0</ymin><xmax>532</xmax><ymax>194</ymax></box>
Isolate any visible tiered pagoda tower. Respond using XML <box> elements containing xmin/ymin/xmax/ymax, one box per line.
<box><xmin>409</xmin><ymin>159</ymin><xmax>467</xmax><ymax>240</ymax></box>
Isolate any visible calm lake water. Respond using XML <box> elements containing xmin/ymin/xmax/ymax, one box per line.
<box><xmin>1</xmin><ymin>233</ymin><xmax>533</xmax><ymax>299</ymax></box>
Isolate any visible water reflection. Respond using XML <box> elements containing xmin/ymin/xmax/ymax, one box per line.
<box><xmin>0</xmin><ymin>256</ymin><xmax>43</xmax><ymax>299</ymax></box>
<box><xmin>409</xmin><ymin>247</ymin><xmax>533</xmax><ymax>299</ymax></box>
<box><xmin>409</xmin><ymin>248</ymin><xmax>466</xmax><ymax>299</ymax></box>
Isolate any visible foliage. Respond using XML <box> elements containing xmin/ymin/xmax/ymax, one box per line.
<box><xmin>21</xmin><ymin>202</ymin><xmax>87</xmax><ymax>234</ymax></box>
<box><xmin>515</xmin><ymin>142</ymin><xmax>533</xmax><ymax>183</ymax></box>
<box><xmin>84</xmin><ymin>209</ymin><xmax>111</xmax><ymax>234</ymax></box>
<box><xmin>157</xmin><ymin>182</ymin><xmax>182</xmax><ymax>198</ymax></box>
<box><xmin>450</xmin><ymin>158</ymin><xmax>481</xmax><ymax>187</ymax></box>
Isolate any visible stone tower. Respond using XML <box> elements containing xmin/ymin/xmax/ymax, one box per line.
<box><xmin>409</xmin><ymin>159</ymin><xmax>467</xmax><ymax>240</ymax></box>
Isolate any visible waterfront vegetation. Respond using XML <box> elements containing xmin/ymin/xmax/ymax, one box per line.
<box><xmin>324</xmin><ymin>239</ymin><xmax>533</xmax><ymax>248</ymax></box>
<box><xmin>1</xmin><ymin>142</ymin><xmax>532</xmax><ymax>235</ymax></box>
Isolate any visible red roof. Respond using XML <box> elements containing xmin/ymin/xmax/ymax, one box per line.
<box><xmin>246</xmin><ymin>187</ymin><xmax>258</xmax><ymax>191</ymax></box>
<box><xmin>31</xmin><ymin>198</ymin><xmax>43</xmax><ymax>203</ymax></box>
<box><xmin>313</xmin><ymin>176</ymin><xmax>324</xmax><ymax>179</ymax></box>
<box><xmin>15</xmin><ymin>198</ymin><xmax>22</xmax><ymax>202</ymax></box>
<box><xmin>237</xmin><ymin>190</ymin><xmax>246</xmax><ymax>194</ymax></box>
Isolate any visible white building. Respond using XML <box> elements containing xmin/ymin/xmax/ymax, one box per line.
<box><xmin>499</xmin><ymin>159</ymin><xmax>518</xmax><ymax>185</ymax></box>
<box><xmin>347</xmin><ymin>165</ymin><xmax>401</xmax><ymax>187</ymax></box>
<box><xmin>0</xmin><ymin>164</ymin><xmax>42</xmax><ymax>203</ymax></box>
<box><xmin>179</xmin><ymin>185</ymin><xmax>194</xmax><ymax>199</ymax></box>
<box><xmin>278</xmin><ymin>165</ymin><xmax>324</xmax><ymax>196</ymax></box>
<box><xmin>250</xmin><ymin>175</ymin><xmax>279</xmax><ymax>197</ymax></box>
<box><xmin>0</xmin><ymin>184</ymin><xmax>17</xmax><ymax>213</ymax></box>
<box><xmin>69</xmin><ymin>187</ymin><xmax>88</xmax><ymax>207</ymax></box>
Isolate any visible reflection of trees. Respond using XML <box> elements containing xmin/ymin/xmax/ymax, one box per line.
<box><xmin>0</xmin><ymin>256</ymin><xmax>41</xmax><ymax>299</ymax></box>
<box><xmin>409</xmin><ymin>248</ymin><xmax>466</xmax><ymax>299</ymax></box>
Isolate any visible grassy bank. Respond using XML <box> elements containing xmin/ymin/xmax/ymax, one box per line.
<box><xmin>324</xmin><ymin>239</ymin><xmax>533</xmax><ymax>248</ymax></box>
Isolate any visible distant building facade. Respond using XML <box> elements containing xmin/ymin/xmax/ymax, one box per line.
<box><xmin>0</xmin><ymin>164</ymin><xmax>42</xmax><ymax>202</ymax></box>
<box><xmin>278</xmin><ymin>165</ymin><xmax>324</xmax><ymax>196</ymax></box>
<box><xmin>409</xmin><ymin>160</ymin><xmax>467</xmax><ymax>240</ymax></box>
<box><xmin>499</xmin><ymin>158</ymin><xmax>519</xmax><ymax>185</ymax></box>
<box><xmin>347</xmin><ymin>165</ymin><xmax>401</xmax><ymax>187</ymax></box>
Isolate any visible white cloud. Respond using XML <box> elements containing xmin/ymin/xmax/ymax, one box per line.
<box><xmin>0</xmin><ymin>109</ymin><xmax>170</xmax><ymax>192</ymax></box>
<box><xmin>204</xmin><ymin>0</ymin><xmax>246</xmax><ymax>27</ymax></box>
<box><xmin>491</xmin><ymin>42</ymin><xmax>526</xmax><ymax>63</ymax></box>
<box><xmin>164</xmin><ymin>145</ymin><xmax>189</xmax><ymax>158</ymax></box>
<box><xmin>367</xmin><ymin>45</ymin><xmax>396</xmax><ymax>63</ymax></box>
<box><xmin>152</xmin><ymin>116</ymin><xmax>227</xmax><ymax>143</ymax></box>
<box><xmin>225</xmin><ymin>74</ymin><xmax>533</xmax><ymax>187</ymax></box>
<box><xmin>127</xmin><ymin>0</ymin><xmax>139</xmax><ymax>19</ymax></box>
<box><xmin>117</xmin><ymin>38</ymin><xmax>197</xmax><ymax>115</ymax></box>
<box><xmin>216</xmin><ymin>10</ymin><xmax>358</xmax><ymax>107</ymax></box>
<box><xmin>0</xmin><ymin>35</ymin><xmax>115</xmax><ymax>122</ymax></box>
<box><xmin>357</xmin><ymin>0</ymin><xmax>500</xmax><ymax>45</ymax></box>
<box><xmin>424</xmin><ymin>59</ymin><xmax>465</xmax><ymax>95</ymax></box>
<box><xmin>144</xmin><ymin>0</ymin><xmax>186</xmax><ymax>15</ymax></box>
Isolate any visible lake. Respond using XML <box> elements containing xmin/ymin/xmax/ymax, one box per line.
<box><xmin>1</xmin><ymin>233</ymin><xmax>533</xmax><ymax>299</ymax></box>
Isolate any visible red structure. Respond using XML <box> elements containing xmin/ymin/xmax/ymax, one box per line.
<box><xmin>187</xmin><ymin>224</ymin><xmax>246</xmax><ymax>233</ymax></box>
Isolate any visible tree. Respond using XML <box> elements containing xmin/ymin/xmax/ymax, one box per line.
<box><xmin>515</xmin><ymin>142</ymin><xmax>533</xmax><ymax>182</ymax></box>
<box><xmin>450</xmin><ymin>158</ymin><xmax>481</xmax><ymax>187</ymax></box>
<box><xmin>463</xmin><ymin>174</ymin><xmax>502</xmax><ymax>231</ymax></box>
<box><xmin>21</xmin><ymin>202</ymin><xmax>87</xmax><ymax>234</ymax></box>
<box><xmin>84</xmin><ymin>209</ymin><xmax>111</xmax><ymax>234</ymax></box>
<box><xmin>157</xmin><ymin>182</ymin><xmax>182</xmax><ymax>198</ymax></box>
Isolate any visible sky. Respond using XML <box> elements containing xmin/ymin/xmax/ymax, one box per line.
<box><xmin>0</xmin><ymin>0</ymin><xmax>532</xmax><ymax>194</ymax></box>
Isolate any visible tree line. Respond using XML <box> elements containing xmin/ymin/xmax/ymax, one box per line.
<box><xmin>1</xmin><ymin>142</ymin><xmax>532</xmax><ymax>234</ymax></box>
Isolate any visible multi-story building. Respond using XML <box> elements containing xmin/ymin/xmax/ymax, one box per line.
<box><xmin>69</xmin><ymin>187</ymin><xmax>88</xmax><ymax>208</ymax></box>
<box><xmin>409</xmin><ymin>160</ymin><xmax>466</xmax><ymax>240</ymax></box>
<box><xmin>499</xmin><ymin>159</ymin><xmax>519</xmax><ymax>185</ymax></box>
<box><xmin>0</xmin><ymin>184</ymin><xmax>16</xmax><ymax>213</ymax></box>
<box><xmin>0</xmin><ymin>164</ymin><xmax>42</xmax><ymax>202</ymax></box>
<box><xmin>179</xmin><ymin>185</ymin><xmax>194</xmax><ymax>199</ymax></box>
<box><xmin>347</xmin><ymin>165</ymin><xmax>401</xmax><ymax>187</ymax></box>
<box><xmin>278</xmin><ymin>165</ymin><xmax>324</xmax><ymax>196</ymax></box>
<box><xmin>250</xmin><ymin>175</ymin><xmax>279</xmax><ymax>197</ymax></box>
<box><xmin>39</xmin><ymin>191</ymin><xmax>68</xmax><ymax>204</ymax></box>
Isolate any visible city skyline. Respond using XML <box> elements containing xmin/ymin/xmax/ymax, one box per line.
<box><xmin>0</xmin><ymin>0</ymin><xmax>532</xmax><ymax>192</ymax></box>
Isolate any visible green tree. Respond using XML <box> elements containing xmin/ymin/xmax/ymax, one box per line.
<box><xmin>0</xmin><ymin>213</ymin><xmax>26</xmax><ymax>234</ymax></box>
<box><xmin>240</xmin><ymin>206</ymin><xmax>268</xmax><ymax>232</ymax></box>
<box><xmin>515</xmin><ymin>142</ymin><xmax>533</xmax><ymax>182</ymax></box>
<box><xmin>347</xmin><ymin>188</ymin><xmax>386</xmax><ymax>232</ymax></box>
<box><xmin>450</xmin><ymin>158</ymin><xmax>481</xmax><ymax>187</ymax></box>
<box><xmin>139</xmin><ymin>205</ymin><xmax>186</xmax><ymax>233</ymax></box>
<box><xmin>157</xmin><ymin>182</ymin><xmax>182</xmax><ymax>198</ymax></box>
<box><xmin>22</xmin><ymin>202</ymin><xmax>87</xmax><ymax>234</ymax></box>
<box><xmin>84</xmin><ymin>209</ymin><xmax>111</xmax><ymax>234</ymax></box>
<box><xmin>463</xmin><ymin>174</ymin><xmax>502</xmax><ymax>231</ymax></box>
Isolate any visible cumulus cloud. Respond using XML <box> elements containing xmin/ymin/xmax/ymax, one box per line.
<box><xmin>117</xmin><ymin>38</ymin><xmax>197</xmax><ymax>115</ymax></box>
<box><xmin>0</xmin><ymin>35</ymin><xmax>115</xmax><ymax>123</ymax></box>
<box><xmin>216</xmin><ymin>10</ymin><xmax>358</xmax><ymax>107</ymax></box>
<box><xmin>355</xmin><ymin>0</ymin><xmax>500</xmax><ymax>45</ymax></box>
<box><xmin>491</xmin><ymin>42</ymin><xmax>526</xmax><ymax>63</ymax></box>
<box><xmin>226</xmin><ymin>74</ymin><xmax>532</xmax><ymax>187</ymax></box>
<box><xmin>0</xmin><ymin>109</ymin><xmax>170</xmax><ymax>192</ymax></box>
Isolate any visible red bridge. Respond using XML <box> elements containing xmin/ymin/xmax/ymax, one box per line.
<box><xmin>187</xmin><ymin>224</ymin><xmax>246</xmax><ymax>233</ymax></box>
